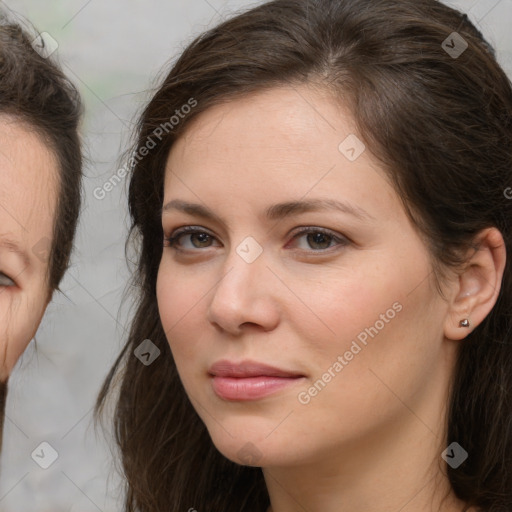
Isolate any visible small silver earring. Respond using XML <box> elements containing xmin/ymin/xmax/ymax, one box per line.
<box><xmin>459</xmin><ymin>318</ymin><xmax>470</xmax><ymax>328</ymax></box>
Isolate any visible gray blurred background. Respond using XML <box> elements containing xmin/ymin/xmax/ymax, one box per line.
<box><xmin>0</xmin><ymin>0</ymin><xmax>509</xmax><ymax>510</ymax></box>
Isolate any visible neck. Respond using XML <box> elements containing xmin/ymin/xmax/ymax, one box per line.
<box><xmin>262</xmin><ymin>399</ymin><xmax>467</xmax><ymax>512</ymax></box>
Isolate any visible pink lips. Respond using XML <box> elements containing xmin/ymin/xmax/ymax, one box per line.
<box><xmin>208</xmin><ymin>359</ymin><xmax>305</xmax><ymax>401</ymax></box>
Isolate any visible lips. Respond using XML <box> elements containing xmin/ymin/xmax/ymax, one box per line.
<box><xmin>208</xmin><ymin>359</ymin><xmax>306</xmax><ymax>401</ymax></box>
<box><xmin>208</xmin><ymin>359</ymin><xmax>305</xmax><ymax>378</ymax></box>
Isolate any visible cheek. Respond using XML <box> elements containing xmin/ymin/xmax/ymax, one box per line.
<box><xmin>287</xmin><ymin>247</ymin><xmax>439</xmax><ymax>379</ymax></box>
<box><xmin>156</xmin><ymin>262</ymin><xmax>216</xmax><ymax>399</ymax></box>
<box><xmin>0</xmin><ymin>289</ymin><xmax>48</xmax><ymax>378</ymax></box>
<box><xmin>282</xmin><ymin>258</ymin><xmax>405</xmax><ymax>353</ymax></box>
<box><xmin>157</xmin><ymin>260</ymin><xmax>190</xmax><ymax>329</ymax></box>
<box><xmin>156</xmin><ymin>260</ymin><xmax>205</xmax><ymax>358</ymax></box>
<box><xmin>292</xmin><ymin>269</ymin><xmax>445</xmax><ymax>426</ymax></box>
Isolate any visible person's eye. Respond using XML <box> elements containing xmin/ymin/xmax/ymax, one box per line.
<box><xmin>164</xmin><ymin>226</ymin><xmax>220</xmax><ymax>251</ymax></box>
<box><xmin>287</xmin><ymin>227</ymin><xmax>350</xmax><ymax>252</ymax></box>
<box><xmin>164</xmin><ymin>226</ymin><xmax>349</xmax><ymax>253</ymax></box>
<box><xmin>0</xmin><ymin>272</ymin><xmax>16</xmax><ymax>287</ymax></box>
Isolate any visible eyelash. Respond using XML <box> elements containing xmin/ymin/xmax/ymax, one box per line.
<box><xmin>163</xmin><ymin>226</ymin><xmax>350</xmax><ymax>254</ymax></box>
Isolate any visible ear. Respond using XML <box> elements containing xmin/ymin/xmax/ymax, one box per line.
<box><xmin>444</xmin><ymin>227</ymin><xmax>507</xmax><ymax>341</ymax></box>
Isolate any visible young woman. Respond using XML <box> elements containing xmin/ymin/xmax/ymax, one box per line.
<box><xmin>0</xmin><ymin>13</ymin><xmax>82</xmax><ymax>449</ymax></box>
<box><xmin>97</xmin><ymin>1</ymin><xmax>512</xmax><ymax>511</ymax></box>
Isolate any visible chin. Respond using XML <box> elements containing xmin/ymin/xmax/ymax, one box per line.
<box><xmin>205</xmin><ymin>423</ymin><xmax>303</xmax><ymax>468</ymax></box>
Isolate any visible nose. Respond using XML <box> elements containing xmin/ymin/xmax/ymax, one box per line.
<box><xmin>206</xmin><ymin>242</ymin><xmax>280</xmax><ymax>335</ymax></box>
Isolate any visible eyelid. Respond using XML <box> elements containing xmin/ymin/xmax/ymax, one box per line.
<box><xmin>165</xmin><ymin>225</ymin><xmax>218</xmax><ymax>243</ymax></box>
<box><xmin>289</xmin><ymin>225</ymin><xmax>349</xmax><ymax>241</ymax></box>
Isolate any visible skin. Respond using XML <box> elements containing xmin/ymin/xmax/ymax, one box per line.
<box><xmin>156</xmin><ymin>84</ymin><xmax>505</xmax><ymax>512</ymax></box>
<box><xmin>0</xmin><ymin>115</ymin><xmax>57</xmax><ymax>382</ymax></box>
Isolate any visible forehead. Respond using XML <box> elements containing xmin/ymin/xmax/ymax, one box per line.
<box><xmin>0</xmin><ymin>117</ymin><xmax>59</xmax><ymax>205</ymax></box>
<box><xmin>0</xmin><ymin>117</ymin><xmax>59</xmax><ymax>266</ymax></box>
<box><xmin>164</xmin><ymin>85</ymin><xmax>402</xmax><ymax>223</ymax></box>
<box><xmin>176</xmin><ymin>85</ymin><xmax>350</xmax><ymax>149</ymax></box>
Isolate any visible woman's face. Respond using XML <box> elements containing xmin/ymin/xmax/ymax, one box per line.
<box><xmin>0</xmin><ymin>117</ymin><xmax>58</xmax><ymax>381</ymax></box>
<box><xmin>157</xmin><ymin>85</ymin><xmax>460</xmax><ymax>467</ymax></box>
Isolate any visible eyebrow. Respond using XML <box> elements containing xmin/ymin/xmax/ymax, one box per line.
<box><xmin>0</xmin><ymin>236</ymin><xmax>31</xmax><ymax>269</ymax></box>
<box><xmin>161</xmin><ymin>198</ymin><xmax>375</xmax><ymax>225</ymax></box>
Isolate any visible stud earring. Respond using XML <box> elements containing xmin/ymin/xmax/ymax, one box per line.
<box><xmin>459</xmin><ymin>318</ymin><xmax>470</xmax><ymax>328</ymax></box>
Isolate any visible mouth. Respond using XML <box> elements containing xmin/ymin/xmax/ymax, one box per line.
<box><xmin>208</xmin><ymin>359</ymin><xmax>306</xmax><ymax>401</ymax></box>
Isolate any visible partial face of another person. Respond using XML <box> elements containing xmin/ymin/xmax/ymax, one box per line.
<box><xmin>156</xmin><ymin>85</ymin><xmax>462</xmax><ymax>467</ymax></box>
<box><xmin>0</xmin><ymin>116</ymin><xmax>58</xmax><ymax>381</ymax></box>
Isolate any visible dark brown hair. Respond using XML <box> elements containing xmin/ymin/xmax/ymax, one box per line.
<box><xmin>0</xmin><ymin>11</ymin><xmax>83</xmax><ymax>448</ymax></box>
<box><xmin>96</xmin><ymin>1</ymin><xmax>512</xmax><ymax>510</ymax></box>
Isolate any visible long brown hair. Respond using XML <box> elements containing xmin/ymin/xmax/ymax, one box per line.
<box><xmin>96</xmin><ymin>1</ymin><xmax>512</xmax><ymax>510</ymax></box>
<box><xmin>0</xmin><ymin>11</ymin><xmax>83</xmax><ymax>445</ymax></box>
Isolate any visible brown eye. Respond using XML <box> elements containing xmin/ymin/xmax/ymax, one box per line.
<box><xmin>164</xmin><ymin>227</ymin><xmax>220</xmax><ymax>251</ymax></box>
<box><xmin>289</xmin><ymin>228</ymin><xmax>349</xmax><ymax>252</ymax></box>
<box><xmin>187</xmin><ymin>232</ymin><xmax>214</xmax><ymax>248</ymax></box>
<box><xmin>305</xmin><ymin>232</ymin><xmax>332</xmax><ymax>250</ymax></box>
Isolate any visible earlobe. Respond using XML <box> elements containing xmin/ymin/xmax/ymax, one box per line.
<box><xmin>443</xmin><ymin>227</ymin><xmax>506</xmax><ymax>341</ymax></box>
